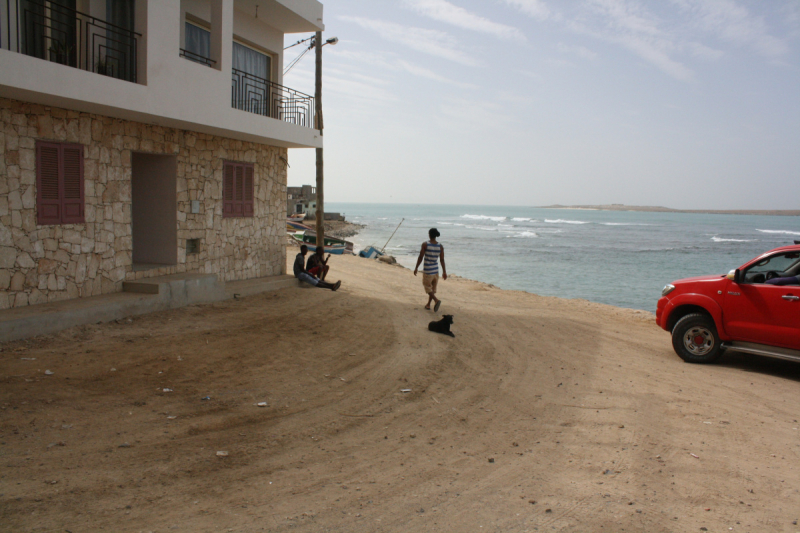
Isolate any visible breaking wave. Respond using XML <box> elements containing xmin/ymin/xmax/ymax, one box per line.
<box><xmin>545</xmin><ymin>219</ymin><xmax>589</xmax><ymax>225</ymax></box>
<box><xmin>462</xmin><ymin>214</ymin><xmax>507</xmax><ymax>222</ymax></box>
<box><xmin>756</xmin><ymin>229</ymin><xmax>800</xmax><ymax>236</ymax></box>
<box><xmin>712</xmin><ymin>236</ymin><xmax>755</xmax><ymax>243</ymax></box>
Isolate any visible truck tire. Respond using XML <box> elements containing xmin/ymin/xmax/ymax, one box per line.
<box><xmin>671</xmin><ymin>313</ymin><xmax>724</xmax><ymax>364</ymax></box>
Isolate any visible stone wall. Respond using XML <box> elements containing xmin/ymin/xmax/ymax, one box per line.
<box><xmin>0</xmin><ymin>97</ymin><xmax>288</xmax><ymax>309</ymax></box>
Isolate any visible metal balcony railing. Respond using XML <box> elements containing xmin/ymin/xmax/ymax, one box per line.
<box><xmin>231</xmin><ymin>67</ymin><xmax>315</xmax><ymax>128</ymax></box>
<box><xmin>180</xmin><ymin>48</ymin><xmax>215</xmax><ymax>67</ymax></box>
<box><xmin>1</xmin><ymin>0</ymin><xmax>140</xmax><ymax>82</ymax></box>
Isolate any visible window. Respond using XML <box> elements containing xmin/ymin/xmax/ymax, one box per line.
<box><xmin>184</xmin><ymin>21</ymin><xmax>211</xmax><ymax>63</ymax></box>
<box><xmin>36</xmin><ymin>141</ymin><xmax>84</xmax><ymax>225</ymax></box>
<box><xmin>104</xmin><ymin>0</ymin><xmax>136</xmax><ymax>81</ymax></box>
<box><xmin>233</xmin><ymin>42</ymin><xmax>270</xmax><ymax>81</ymax></box>
<box><xmin>186</xmin><ymin>238</ymin><xmax>200</xmax><ymax>254</ymax></box>
<box><xmin>222</xmin><ymin>161</ymin><xmax>254</xmax><ymax>218</ymax></box>
<box><xmin>231</xmin><ymin>42</ymin><xmax>274</xmax><ymax>115</ymax></box>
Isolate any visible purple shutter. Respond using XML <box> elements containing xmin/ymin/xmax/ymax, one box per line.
<box><xmin>234</xmin><ymin>165</ymin><xmax>244</xmax><ymax>216</ymax></box>
<box><xmin>243</xmin><ymin>165</ymin><xmax>254</xmax><ymax>216</ymax></box>
<box><xmin>61</xmin><ymin>144</ymin><xmax>84</xmax><ymax>223</ymax></box>
<box><xmin>223</xmin><ymin>162</ymin><xmax>235</xmax><ymax>217</ymax></box>
<box><xmin>37</xmin><ymin>142</ymin><xmax>63</xmax><ymax>225</ymax></box>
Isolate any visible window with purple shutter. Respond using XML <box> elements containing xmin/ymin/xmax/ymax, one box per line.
<box><xmin>222</xmin><ymin>161</ymin><xmax>255</xmax><ymax>218</ymax></box>
<box><xmin>36</xmin><ymin>141</ymin><xmax>85</xmax><ymax>225</ymax></box>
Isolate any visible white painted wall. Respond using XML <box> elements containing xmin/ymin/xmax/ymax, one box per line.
<box><xmin>0</xmin><ymin>0</ymin><xmax>323</xmax><ymax>149</ymax></box>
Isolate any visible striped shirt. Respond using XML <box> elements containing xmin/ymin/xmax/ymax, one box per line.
<box><xmin>423</xmin><ymin>241</ymin><xmax>441</xmax><ymax>275</ymax></box>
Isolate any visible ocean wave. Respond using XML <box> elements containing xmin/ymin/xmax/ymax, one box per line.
<box><xmin>602</xmin><ymin>222</ymin><xmax>652</xmax><ymax>226</ymax></box>
<box><xmin>756</xmin><ymin>229</ymin><xmax>800</xmax><ymax>236</ymax></box>
<box><xmin>545</xmin><ymin>219</ymin><xmax>589</xmax><ymax>225</ymax></box>
<box><xmin>712</xmin><ymin>236</ymin><xmax>755</xmax><ymax>243</ymax></box>
<box><xmin>512</xmin><ymin>217</ymin><xmax>533</xmax><ymax>222</ymax></box>
<box><xmin>462</xmin><ymin>214</ymin><xmax>507</xmax><ymax>222</ymax></box>
<box><xmin>466</xmin><ymin>225</ymin><xmax>498</xmax><ymax>232</ymax></box>
<box><xmin>497</xmin><ymin>223</ymin><xmax>513</xmax><ymax>227</ymax></box>
<box><xmin>513</xmin><ymin>231</ymin><xmax>538</xmax><ymax>238</ymax></box>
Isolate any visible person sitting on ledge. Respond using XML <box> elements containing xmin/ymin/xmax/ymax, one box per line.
<box><xmin>306</xmin><ymin>248</ymin><xmax>330</xmax><ymax>281</ymax></box>
<box><xmin>294</xmin><ymin>245</ymin><xmax>341</xmax><ymax>291</ymax></box>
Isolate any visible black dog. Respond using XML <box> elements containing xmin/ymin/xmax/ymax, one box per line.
<box><xmin>428</xmin><ymin>315</ymin><xmax>455</xmax><ymax>337</ymax></box>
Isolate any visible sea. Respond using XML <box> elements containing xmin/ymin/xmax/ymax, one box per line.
<box><xmin>326</xmin><ymin>203</ymin><xmax>800</xmax><ymax>313</ymax></box>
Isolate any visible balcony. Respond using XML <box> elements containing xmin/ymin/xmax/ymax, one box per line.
<box><xmin>231</xmin><ymin>67</ymin><xmax>314</xmax><ymax>128</ymax></box>
<box><xmin>1</xmin><ymin>0</ymin><xmax>140</xmax><ymax>83</ymax></box>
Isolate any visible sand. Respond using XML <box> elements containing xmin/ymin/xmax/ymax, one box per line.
<box><xmin>1</xmin><ymin>253</ymin><xmax>799</xmax><ymax>532</ymax></box>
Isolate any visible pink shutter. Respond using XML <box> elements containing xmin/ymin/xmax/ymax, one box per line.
<box><xmin>61</xmin><ymin>144</ymin><xmax>84</xmax><ymax>223</ymax></box>
<box><xmin>243</xmin><ymin>165</ymin><xmax>254</xmax><ymax>216</ymax></box>
<box><xmin>37</xmin><ymin>142</ymin><xmax>62</xmax><ymax>225</ymax></box>
<box><xmin>223</xmin><ymin>162</ymin><xmax>235</xmax><ymax>217</ymax></box>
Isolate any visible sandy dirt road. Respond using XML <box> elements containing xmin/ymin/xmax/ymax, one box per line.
<box><xmin>1</xmin><ymin>253</ymin><xmax>799</xmax><ymax>532</ymax></box>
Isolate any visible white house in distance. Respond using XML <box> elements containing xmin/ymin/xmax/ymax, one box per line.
<box><xmin>0</xmin><ymin>0</ymin><xmax>324</xmax><ymax>310</ymax></box>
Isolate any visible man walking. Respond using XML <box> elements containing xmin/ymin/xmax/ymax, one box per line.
<box><xmin>414</xmin><ymin>228</ymin><xmax>447</xmax><ymax>312</ymax></box>
<box><xmin>294</xmin><ymin>245</ymin><xmax>341</xmax><ymax>291</ymax></box>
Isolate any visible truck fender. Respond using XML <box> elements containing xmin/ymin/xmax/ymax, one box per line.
<box><xmin>662</xmin><ymin>293</ymin><xmax>730</xmax><ymax>340</ymax></box>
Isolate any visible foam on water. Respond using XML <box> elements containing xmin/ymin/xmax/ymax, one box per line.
<box><xmin>711</xmin><ymin>236</ymin><xmax>756</xmax><ymax>243</ymax></box>
<box><xmin>462</xmin><ymin>214</ymin><xmax>507</xmax><ymax>222</ymax></box>
<box><xmin>757</xmin><ymin>229</ymin><xmax>800</xmax><ymax>236</ymax></box>
<box><xmin>332</xmin><ymin>203</ymin><xmax>800</xmax><ymax>311</ymax></box>
<box><xmin>545</xmin><ymin>219</ymin><xmax>589</xmax><ymax>225</ymax></box>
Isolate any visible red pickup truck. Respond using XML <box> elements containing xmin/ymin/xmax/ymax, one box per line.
<box><xmin>656</xmin><ymin>245</ymin><xmax>800</xmax><ymax>364</ymax></box>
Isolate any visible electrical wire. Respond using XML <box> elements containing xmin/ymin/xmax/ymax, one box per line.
<box><xmin>284</xmin><ymin>35</ymin><xmax>314</xmax><ymax>50</ymax></box>
<box><xmin>283</xmin><ymin>43</ymin><xmax>314</xmax><ymax>75</ymax></box>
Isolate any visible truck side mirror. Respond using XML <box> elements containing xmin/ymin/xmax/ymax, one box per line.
<box><xmin>734</xmin><ymin>269</ymin><xmax>741</xmax><ymax>283</ymax></box>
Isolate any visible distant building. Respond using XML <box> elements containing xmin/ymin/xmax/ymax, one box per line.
<box><xmin>0</xmin><ymin>0</ymin><xmax>325</xmax><ymax>309</ymax></box>
<box><xmin>287</xmin><ymin>184</ymin><xmax>316</xmax><ymax>216</ymax></box>
<box><xmin>286</xmin><ymin>185</ymin><xmax>342</xmax><ymax>221</ymax></box>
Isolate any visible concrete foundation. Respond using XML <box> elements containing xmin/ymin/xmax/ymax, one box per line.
<box><xmin>0</xmin><ymin>273</ymin><xmax>293</xmax><ymax>342</ymax></box>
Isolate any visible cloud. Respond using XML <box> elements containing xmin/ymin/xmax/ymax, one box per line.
<box><xmin>566</xmin><ymin>0</ymin><xmax>694</xmax><ymax>80</ymax></box>
<box><xmin>404</xmin><ymin>0</ymin><xmax>527</xmax><ymax>42</ymax></box>
<box><xmin>397</xmin><ymin>60</ymin><xmax>479</xmax><ymax>89</ymax></box>
<box><xmin>504</xmin><ymin>0</ymin><xmax>552</xmax><ymax>21</ymax></box>
<box><xmin>438</xmin><ymin>97</ymin><xmax>518</xmax><ymax>130</ymax></box>
<box><xmin>672</xmin><ymin>0</ymin><xmax>789</xmax><ymax>58</ymax></box>
<box><xmin>340</xmin><ymin>16</ymin><xmax>481</xmax><ymax>66</ymax></box>
<box><xmin>557</xmin><ymin>42</ymin><xmax>598</xmax><ymax>60</ymax></box>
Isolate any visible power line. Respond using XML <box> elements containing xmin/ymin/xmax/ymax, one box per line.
<box><xmin>283</xmin><ymin>43</ymin><xmax>314</xmax><ymax>75</ymax></box>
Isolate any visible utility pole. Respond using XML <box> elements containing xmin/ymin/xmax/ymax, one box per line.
<box><xmin>314</xmin><ymin>31</ymin><xmax>325</xmax><ymax>253</ymax></box>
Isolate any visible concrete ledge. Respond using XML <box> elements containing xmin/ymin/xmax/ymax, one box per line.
<box><xmin>123</xmin><ymin>273</ymin><xmax>226</xmax><ymax>307</ymax></box>
<box><xmin>1</xmin><ymin>291</ymin><xmax>163</xmax><ymax>342</ymax></box>
<box><xmin>0</xmin><ymin>273</ymin><xmax>305</xmax><ymax>342</ymax></box>
<box><xmin>1</xmin><ymin>273</ymin><xmax>227</xmax><ymax>343</ymax></box>
<box><xmin>225</xmin><ymin>275</ymin><xmax>297</xmax><ymax>298</ymax></box>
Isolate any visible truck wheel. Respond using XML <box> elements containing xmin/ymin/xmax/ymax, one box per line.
<box><xmin>671</xmin><ymin>313</ymin><xmax>723</xmax><ymax>364</ymax></box>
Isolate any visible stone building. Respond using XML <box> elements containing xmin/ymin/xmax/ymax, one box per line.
<box><xmin>0</xmin><ymin>0</ymin><xmax>325</xmax><ymax>310</ymax></box>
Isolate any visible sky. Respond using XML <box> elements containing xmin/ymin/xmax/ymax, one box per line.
<box><xmin>283</xmin><ymin>0</ymin><xmax>800</xmax><ymax>210</ymax></box>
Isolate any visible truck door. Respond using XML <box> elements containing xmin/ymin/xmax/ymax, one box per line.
<box><xmin>723</xmin><ymin>284</ymin><xmax>800</xmax><ymax>350</ymax></box>
<box><xmin>723</xmin><ymin>252</ymin><xmax>800</xmax><ymax>350</ymax></box>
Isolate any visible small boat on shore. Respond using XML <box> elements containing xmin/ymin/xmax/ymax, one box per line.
<box><xmin>291</xmin><ymin>233</ymin><xmax>347</xmax><ymax>254</ymax></box>
<box><xmin>358</xmin><ymin>246</ymin><xmax>384</xmax><ymax>259</ymax></box>
<box><xmin>287</xmin><ymin>219</ymin><xmax>315</xmax><ymax>232</ymax></box>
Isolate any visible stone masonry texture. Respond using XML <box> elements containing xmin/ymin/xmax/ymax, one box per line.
<box><xmin>0</xmin><ymin>97</ymin><xmax>288</xmax><ymax>309</ymax></box>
